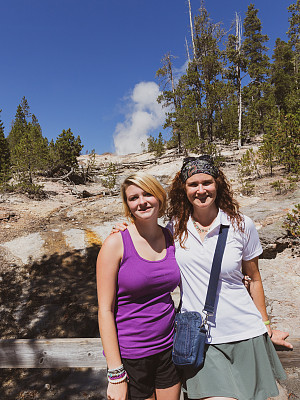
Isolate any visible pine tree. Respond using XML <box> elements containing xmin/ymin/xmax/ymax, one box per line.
<box><xmin>0</xmin><ymin>111</ymin><xmax>10</xmax><ymax>181</ymax></box>
<box><xmin>276</xmin><ymin>113</ymin><xmax>300</xmax><ymax>174</ymax></box>
<box><xmin>225</xmin><ymin>14</ymin><xmax>248</xmax><ymax>146</ymax></box>
<box><xmin>271</xmin><ymin>39</ymin><xmax>296</xmax><ymax>114</ymax></box>
<box><xmin>7</xmin><ymin>99</ymin><xmax>51</xmax><ymax>184</ymax></box>
<box><xmin>54</xmin><ymin>128</ymin><xmax>83</xmax><ymax>168</ymax></box>
<box><xmin>287</xmin><ymin>0</ymin><xmax>300</xmax><ymax>77</ymax></box>
<box><xmin>192</xmin><ymin>4</ymin><xmax>225</xmax><ymax>144</ymax></box>
<box><xmin>7</xmin><ymin>102</ymin><xmax>28</xmax><ymax>162</ymax></box>
<box><xmin>258</xmin><ymin>127</ymin><xmax>278</xmax><ymax>176</ymax></box>
<box><xmin>156</xmin><ymin>3</ymin><xmax>232</xmax><ymax>153</ymax></box>
<box><xmin>170</xmin><ymin>4</ymin><xmax>227</xmax><ymax>152</ymax></box>
<box><xmin>14</xmin><ymin>115</ymin><xmax>49</xmax><ymax>183</ymax></box>
<box><xmin>242</xmin><ymin>4</ymin><xmax>270</xmax><ymax>138</ymax></box>
<box><xmin>287</xmin><ymin>0</ymin><xmax>300</xmax><ymax>111</ymax></box>
<box><xmin>147</xmin><ymin>132</ymin><xmax>165</xmax><ymax>156</ymax></box>
<box><xmin>156</xmin><ymin>53</ymin><xmax>183</xmax><ymax>152</ymax></box>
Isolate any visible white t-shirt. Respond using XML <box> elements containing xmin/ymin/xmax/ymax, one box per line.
<box><xmin>168</xmin><ymin>209</ymin><xmax>267</xmax><ymax>344</ymax></box>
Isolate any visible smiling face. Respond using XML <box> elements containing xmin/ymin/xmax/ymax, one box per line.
<box><xmin>185</xmin><ymin>173</ymin><xmax>218</xmax><ymax>212</ymax></box>
<box><xmin>125</xmin><ymin>184</ymin><xmax>160</xmax><ymax>221</ymax></box>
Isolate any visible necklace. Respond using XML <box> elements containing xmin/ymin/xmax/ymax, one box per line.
<box><xmin>192</xmin><ymin>218</ymin><xmax>211</xmax><ymax>233</ymax></box>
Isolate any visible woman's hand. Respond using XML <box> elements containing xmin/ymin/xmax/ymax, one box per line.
<box><xmin>270</xmin><ymin>329</ymin><xmax>293</xmax><ymax>349</ymax></box>
<box><xmin>107</xmin><ymin>381</ymin><xmax>128</xmax><ymax>400</ymax></box>
<box><xmin>242</xmin><ymin>275</ymin><xmax>251</xmax><ymax>293</ymax></box>
<box><xmin>111</xmin><ymin>222</ymin><xmax>128</xmax><ymax>234</ymax></box>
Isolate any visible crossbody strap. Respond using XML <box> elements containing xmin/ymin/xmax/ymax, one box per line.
<box><xmin>177</xmin><ymin>224</ymin><xmax>229</xmax><ymax>314</ymax></box>
<box><xmin>203</xmin><ymin>224</ymin><xmax>229</xmax><ymax>315</ymax></box>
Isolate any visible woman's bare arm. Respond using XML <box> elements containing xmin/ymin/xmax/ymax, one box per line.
<box><xmin>96</xmin><ymin>233</ymin><xmax>128</xmax><ymax>399</ymax></box>
<box><xmin>242</xmin><ymin>257</ymin><xmax>293</xmax><ymax>349</ymax></box>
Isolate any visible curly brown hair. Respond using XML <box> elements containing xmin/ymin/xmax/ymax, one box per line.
<box><xmin>167</xmin><ymin>169</ymin><xmax>244</xmax><ymax>247</ymax></box>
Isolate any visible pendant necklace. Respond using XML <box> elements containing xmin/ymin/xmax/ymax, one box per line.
<box><xmin>192</xmin><ymin>218</ymin><xmax>211</xmax><ymax>234</ymax></box>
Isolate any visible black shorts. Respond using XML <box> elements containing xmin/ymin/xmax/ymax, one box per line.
<box><xmin>122</xmin><ymin>348</ymin><xmax>181</xmax><ymax>400</ymax></box>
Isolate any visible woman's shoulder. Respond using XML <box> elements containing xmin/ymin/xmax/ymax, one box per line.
<box><xmin>242</xmin><ymin>214</ymin><xmax>258</xmax><ymax>231</ymax></box>
<box><xmin>96</xmin><ymin>232</ymin><xmax>124</xmax><ymax>269</ymax></box>
<box><xmin>161</xmin><ymin>224</ymin><xmax>174</xmax><ymax>243</ymax></box>
<box><xmin>165</xmin><ymin>219</ymin><xmax>175</xmax><ymax>234</ymax></box>
<box><xmin>101</xmin><ymin>231</ymin><xmax>123</xmax><ymax>253</ymax></box>
<box><xmin>220</xmin><ymin>210</ymin><xmax>257</xmax><ymax>236</ymax></box>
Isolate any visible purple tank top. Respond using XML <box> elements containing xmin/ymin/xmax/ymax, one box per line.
<box><xmin>115</xmin><ymin>227</ymin><xmax>181</xmax><ymax>359</ymax></box>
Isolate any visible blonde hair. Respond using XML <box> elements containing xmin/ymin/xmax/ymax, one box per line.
<box><xmin>121</xmin><ymin>172</ymin><xmax>167</xmax><ymax>221</ymax></box>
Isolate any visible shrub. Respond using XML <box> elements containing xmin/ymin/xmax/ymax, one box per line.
<box><xmin>282</xmin><ymin>204</ymin><xmax>300</xmax><ymax>237</ymax></box>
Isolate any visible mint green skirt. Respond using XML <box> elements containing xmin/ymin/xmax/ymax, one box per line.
<box><xmin>181</xmin><ymin>333</ymin><xmax>286</xmax><ymax>400</ymax></box>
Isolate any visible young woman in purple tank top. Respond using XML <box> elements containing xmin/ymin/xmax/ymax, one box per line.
<box><xmin>96</xmin><ymin>172</ymin><xmax>181</xmax><ymax>400</ymax></box>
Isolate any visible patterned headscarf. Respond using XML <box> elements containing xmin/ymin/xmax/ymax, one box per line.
<box><xmin>180</xmin><ymin>155</ymin><xmax>219</xmax><ymax>182</ymax></box>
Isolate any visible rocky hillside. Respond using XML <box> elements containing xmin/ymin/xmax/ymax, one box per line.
<box><xmin>0</xmin><ymin>144</ymin><xmax>299</xmax><ymax>399</ymax></box>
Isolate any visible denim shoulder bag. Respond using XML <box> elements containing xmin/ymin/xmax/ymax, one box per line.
<box><xmin>172</xmin><ymin>224</ymin><xmax>229</xmax><ymax>369</ymax></box>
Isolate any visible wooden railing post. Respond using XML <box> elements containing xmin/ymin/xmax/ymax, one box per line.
<box><xmin>0</xmin><ymin>338</ymin><xmax>298</xmax><ymax>369</ymax></box>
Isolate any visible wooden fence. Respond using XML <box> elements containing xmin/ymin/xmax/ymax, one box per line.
<box><xmin>0</xmin><ymin>338</ymin><xmax>299</xmax><ymax>369</ymax></box>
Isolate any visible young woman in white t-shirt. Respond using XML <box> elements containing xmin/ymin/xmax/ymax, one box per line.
<box><xmin>167</xmin><ymin>155</ymin><xmax>292</xmax><ymax>400</ymax></box>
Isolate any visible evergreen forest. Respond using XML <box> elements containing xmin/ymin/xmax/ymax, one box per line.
<box><xmin>151</xmin><ymin>1</ymin><xmax>299</xmax><ymax>176</ymax></box>
<box><xmin>0</xmin><ymin>1</ymin><xmax>299</xmax><ymax>195</ymax></box>
<box><xmin>0</xmin><ymin>96</ymin><xmax>83</xmax><ymax>195</ymax></box>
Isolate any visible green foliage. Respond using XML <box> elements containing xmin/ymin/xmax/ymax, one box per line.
<box><xmin>271</xmin><ymin>39</ymin><xmax>297</xmax><ymax>114</ymax></box>
<box><xmin>101</xmin><ymin>163</ymin><xmax>117</xmax><ymax>190</ymax></box>
<box><xmin>155</xmin><ymin>2</ymin><xmax>300</xmax><ymax>160</ymax></box>
<box><xmin>238</xmin><ymin>148</ymin><xmax>261</xmax><ymax>195</ymax></box>
<box><xmin>243</xmin><ymin>5</ymin><xmax>270</xmax><ymax>81</ymax></box>
<box><xmin>54</xmin><ymin>128</ymin><xmax>83</xmax><ymax>168</ymax></box>
<box><xmin>147</xmin><ymin>132</ymin><xmax>165</xmax><ymax>156</ymax></box>
<box><xmin>240</xmin><ymin>181</ymin><xmax>255</xmax><ymax>196</ymax></box>
<box><xmin>4</xmin><ymin>98</ymin><xmax>85</xmax><ymax>188</ymax></box>
<box><xmin>214</xmin><ymin>94</ymin><xmax>239</xmax><ymax>144</ymax></box>
<box><xmin>287</xmin><ymin>0</ymin><xmax>300</xmax><ymax>78</ymax></box>
<box><xmin>7</xmin><ymin>98</ymin><xmax>28</xmax><ymax>161</ymax></box>
<box><xmin>156</xmin><ymin>4</ymin><xmax>231</xmax><ymax>153</ymax></box>
<box><xmin>276</xmin><ymin>113</ymin><xmax>300</xmax><ymax>174</ymax></box>
<box><xmin>0</xmin><ymin>111</ymin><xmax>10</xmax><ymax>182</ymax></box>
<box><xmin>16</xmin><ymin>182</ymin><xmax>45</xmax><ymax>198</ymax></box>
<box><xmin>242</xmin><ymin>4</ymin><xmax>271</xmax><ymax>138</ymax></box>
<box><xmin>82</xmin><ymin>149</ymin><xmax>97</xmax><ymax>183</ymax></box>
<box><xmin>282</xmin><ymin>204</ymin><xmax>300</xmax><ymax>237</ymax></box>
<box><xmin>14</xmin><ymin>116</ymin><xmax>49</xmax><ymax>183</ymax></box>
<box><xmin>7</xmin><ymin>99</ymin><xmax>50</xmax><ymax>184</ymax></box>
<box><xmin>287</xmin><ymin>175</ymin><xmax>299</xmax><ymax>183</ymax></box>
<box><xmin>269</xmin><ymin>180</ymin><xmax>287</xmax><ymax>195</ymax></box>
<box><xmin>270</xmin><ymin>178</ymin><xmax>297</xmax><ymax>195</ymax></box>
<box><xmin>259</xmin><ymin>112</ymin><xmax>300</xmax><ymax>175</ymax></box>
<box><xmin>87</xmin><ymin>149</ymin><xmax>96</xmax><ymax>171</ymax></box>
<box><xmin>238</xmin><ymin>148</ymin><xmax>261</xmax><ymax>178</ymax></box>
<box><xmin>258</xmin><ymin>124</ymin><xmax>278</xmax><ymax>176</ymax></box>
<box><xmin>0</xmin><ymin>181</ymin><xmax>45</xmax><ymax>199</ymax></box>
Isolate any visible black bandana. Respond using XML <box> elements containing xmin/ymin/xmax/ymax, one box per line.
<box><xmin>180</xmin><ymin>155</ymin><xmax>219</xmax><ymax>182</ymax></box>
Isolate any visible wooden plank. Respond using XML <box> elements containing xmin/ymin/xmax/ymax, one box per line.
<box><xmin>0</xmin><ymin>338</ymin><xmax>106</xmax><ymax>368</ymax></box>
<box><xmin>275</xmin><ymin>338</ymin><xmax>300</xmax><ymax>368</ymax></box>
<box><xmin>0</xmin><ymin>338</ymin><xmax>298</xmax><ymax>369</ymax></box>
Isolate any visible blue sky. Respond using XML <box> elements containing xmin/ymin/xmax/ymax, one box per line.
<box><xmin>0</xmin><ymin>0</ymin><xmax>293</xmax><ymax>155</ymax></box>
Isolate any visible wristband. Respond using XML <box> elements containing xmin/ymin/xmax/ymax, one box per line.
<box><xmin>107</xmin><ymin>364</ymin><xmax>128</xmax><ymax>384</ymax></box>
<box><xmin>108</xmin><ymin>370</ymin><xmax>128</xmax><ymax>384</ymax></box>
<box><xmin>263</xmin><ymin>320</ymin><xmax>270</xmax><ymax>325</ymax></box>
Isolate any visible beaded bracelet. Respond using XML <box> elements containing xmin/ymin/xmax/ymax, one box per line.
<box><xmin>107</xmin><ymin>370</ymin><xmax>128</xmax><ymax>384</ymax></box>
<box><xmin>108</xmin><ymin>364</ymin><xmax>125</xmax><ymax>375</ymax></box>
<box><xmin>107</xmin><ymin>364</ymin><xmax>128</xmax><ymax>384</ymax></box>
<box><xmin>263</xmin><ymin>320</ymin><xmax>270</xmax><ymax>325</ymax></box>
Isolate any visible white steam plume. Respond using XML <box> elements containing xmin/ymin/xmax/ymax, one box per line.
<box><xmin>113</xmin><ymin>81</ymin><xmax>166</xmax><ymax>155</ymax></box>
